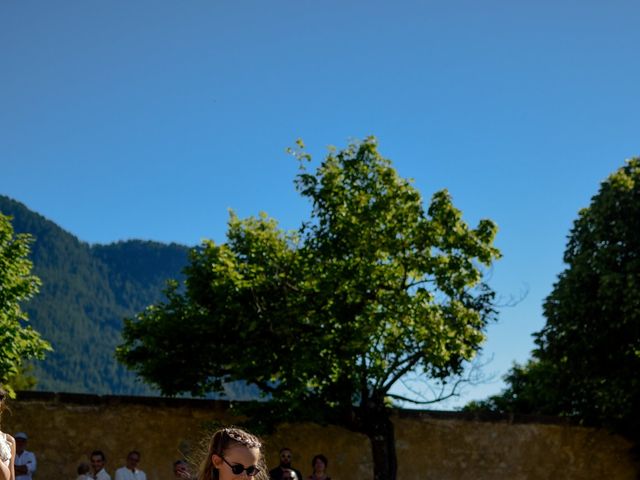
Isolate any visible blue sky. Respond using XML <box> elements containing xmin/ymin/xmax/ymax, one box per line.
<box><xmin>2</xmin><ymin>1</ymin><xmax>639</xmax><ymax>408</ymax></box>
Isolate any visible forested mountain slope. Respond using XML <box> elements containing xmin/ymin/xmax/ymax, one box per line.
<box><xmin>0</xmin><ymin>195</ymin><xmax>188</xmax><ymax>395</ymax></box>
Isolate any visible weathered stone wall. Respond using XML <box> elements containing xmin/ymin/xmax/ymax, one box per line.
<box><xmin>3</xmin><ymin>392</ymin><xmax>637</xmax><ymax>480</ymax></box>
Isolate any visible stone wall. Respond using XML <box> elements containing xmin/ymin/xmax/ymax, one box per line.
<box><xmin>3</xmin><ymin>392</ymin><xmax>637</xmax><ymax>479</ymax></box>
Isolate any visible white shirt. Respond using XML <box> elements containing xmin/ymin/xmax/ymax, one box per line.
<box><xmin>15</xmin><ymin>449</ymin><xmax>37</xmax><ymax>480</ymax></box>
<box><xmin>115</xmin><ymin>466</ymin><xmax>147</xmax><ymax>480</ymax></box>
<box><xmin>95</xmin><ymin>468</ymin><xmax>112</xmax><ymax>480</ymax></box>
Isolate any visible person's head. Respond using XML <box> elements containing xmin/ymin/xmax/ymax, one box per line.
<box><xmin>90</xmin><ymin>450</ymin><xmax>106</xmax><ymax>474</ymax></box>
<box><xmin>126</xmin><ymin>451</ymin><xmax>141</xmax><ymax>471</ymax></box>
<box><xmin>281</xmin><ymin>468</ymin><xmax>297</xmax><ymax>480</ymax></box>
<box><xmin>279</xmin><ymin>448</ymin><xmax>293</xmax><ymax>468</ymax></box>
<box><xmin>197</xmin><ymin>427</ymin><xmax>266</xmax><ymax>480</ymax></box>
<box><xmin>311</xmin><ymin>455</ymin><xmax>328</xmax><ymax>474</ymax></box>
<box><xmin>77</xmin><ymin>463</ymin><xmax>91</xmax><ymax>476</ymax></box>
<box><xmin>174</xmin><ymin>460</ymin><xmax>191</xmax><ymax>479</ymax></box>
<box><xmin>14</xmin><ymin>432</ymin><xmax>28</xmax><ymax>454</ymax></box>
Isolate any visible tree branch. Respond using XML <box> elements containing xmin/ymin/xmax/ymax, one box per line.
<box><xmin>386</xmin><ymin>389</ymin><xmax>459</xmax><ymax>405</ymax></box>
<box><xmin>381</xmin><ymin>352</ymin><xmax>423</xmax><ymax>392</ymax></box>
<box><xmin>406</xmin><ymin>278</ymin><xmax>436</xmax><ymax>289</ymax></box>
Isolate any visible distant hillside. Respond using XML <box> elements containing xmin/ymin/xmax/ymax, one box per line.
<box><xmin>0</xmin><ymin>195</ymin><xmax>192</xmax><ymax>395</ymax></box>
<box><xmin>1</xmin><ymin>195</ymin><xmax>260</xmax><ymax>399</ymax></box>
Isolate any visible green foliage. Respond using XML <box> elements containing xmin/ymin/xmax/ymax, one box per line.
<box><xmin>0</xmin><ymin>213</ymin><xmax>51</xmax><ymax>396</ymax></box>
<box><xmin>118</xmin><ymin>137</ymin><xmax>500</xmax><ymax>412</ymax></box>
<box><xmin>472</xmin><ymin>158</ymin><xmax>640</xmax><ymax>443</ymax></box>
<box><xmin>118</xmin><ymin>138</ymin><xmax>500</xmax><ymax>479</ymax></box>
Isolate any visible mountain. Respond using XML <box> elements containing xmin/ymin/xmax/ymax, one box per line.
<box><xmin>0</xmin><ymin>195</ymin><xmax>190</xmax><ymax>395</ymax></box>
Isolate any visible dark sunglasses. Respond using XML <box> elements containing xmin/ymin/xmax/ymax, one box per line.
<box><xmin>221</xmin><ymin>456</ymin><xmax>260</xmax><ymax>476</ymax></box>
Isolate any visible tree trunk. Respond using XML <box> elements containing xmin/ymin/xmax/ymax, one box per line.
<box><xmin>360</xmin><ymin>406</ymin><xmax>397</xmax><ymax>480</ymax></box>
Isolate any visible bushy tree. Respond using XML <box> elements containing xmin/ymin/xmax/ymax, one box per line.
<box><xmin>0</xmin><ymin>213</ymin><xmax>52</xmax><ymax>396</ymax></box>
<box><xmin>470</xmin><ymin>158</ymin><xmax>640</xmax><ymax>446</ymax></box>
<box><xmin>118</xmin><ymin>138</ymin><xmax>500</xmax><ymax>479</ymax></box>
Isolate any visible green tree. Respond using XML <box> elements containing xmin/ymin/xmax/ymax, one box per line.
<box><xmin>0</xmin><ymin>213</ymin><xmax>52</xmax><ymax>396</ymax></box>
<box><xmin>117</xmin><ymin>138</ymin><xmax>500</xmax><ymax>480</ymax></box>
<box><xmin>469</xmin><ymin>158</ymin><xmax>640</xmax><ymax>447</ymax></box>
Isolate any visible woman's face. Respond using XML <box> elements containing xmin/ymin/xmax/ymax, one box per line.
<box><xmin>313</xmin><ymin>458</ymin><xmax>326</xmax><ymax>473</ymax></box>
<box><xmin>213</xmin><ymin>445</ymin><xmax>261</xmax><ymax>480</ymax></box>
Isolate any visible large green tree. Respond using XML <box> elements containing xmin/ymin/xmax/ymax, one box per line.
<box><xmin>0</xmin><ymin>213</ymin><xmax>52</xmax><ymax>396</ymax></box>
<box><xmin>117</xmin><ymin>138</ymin><xmax>500</xmax><ymax>479</ymax></box>
<box><xmin>469</xmin><ymin>158</ymin><xmax>640</xmax><ymax>447</ymax></box>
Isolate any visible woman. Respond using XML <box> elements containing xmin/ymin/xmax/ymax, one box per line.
<box><xmin>307</xmin><ymin>454</ymin><xmax>330</xmax><ymax>480</ymax></box>
<box><xmin>75</xmin><ymin>462</ymin><xmax>92</xmax><ymax>480</ymax></box>
<box><xmin>0</xmin><ymin>387</ymin><xmax>16</xmax><ymax>480</ymax></box>
<box><xmin>197</xmin><ymin>427</ymin><xmax>268</xmax><ymax>480</ymax></box>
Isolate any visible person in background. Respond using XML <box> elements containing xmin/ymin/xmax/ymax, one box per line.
<box><xmin>13</xmin><ymin>433</ymin><xmax>35</xmax><ymax>480</ymax></box>
<box><xmin>281</xmin><ymin>469</ymin><xmax>298</xmax><ymax>480</ymax></box>
<box><xmin>90</xmin><ymin>450</ymin><xmax>111</xmax><ymax>480</ymax></box>
<box><xmin>76</xmin><ymin>463</ymin><xmax>91</xmax><ymax>480</ymax></box>
<box><xmin>0</xmin><ymin>387</ymin><xmax>16</xmax><ymax>480</ymax></box>
<box><xmin>115</xmin><ymin>451</ymin><xmax>146</xmax><ymax>480</ymax></box>
<box><xmin>173</xmin><ymin>460</ymin><xmax>192</xmax><ymax>480</ymax></box>
<box><xmin>269</xmin><ymin>448</ymin><xmax>302</xmax><ymax>480</ymax></box>
<box><xmin>196</xmin><ymin>426</ymin><xmax>267</xmax><ymax>480</ymax></box>
<box><xmin>307</xmin><ymin>454</ymin><xmax>330</xmax><ymax>480</ymax></box>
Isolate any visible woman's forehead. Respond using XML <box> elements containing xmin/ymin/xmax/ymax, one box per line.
<box><xmin>224</xmin><ymin>444</ymin><xmax>260</xmax><ymax>462</ymax></box>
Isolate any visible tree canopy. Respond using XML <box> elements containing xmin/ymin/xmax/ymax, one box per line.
<box><xmin>0</xmin><ymin>213</ymin><xmax>51</xmax><ymax>396</ymax></box>
<box><xmin>117</xmin><ymin>137</ymin><xmax>501</xmax><ymax>479</ymax></box>
<box><xmin>469</xmin><ymin>158</ymin><xmax>640</xmax><ymax>446</ymax></box>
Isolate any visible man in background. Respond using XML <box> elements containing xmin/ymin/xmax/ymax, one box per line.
<box><xmin>14</xmin><ymin>432</ymin><xmax>36</xmax><ymax>480</ymax></box>
<box><xmin>90</xmin><ymin>450</ymin><xmax>111</xmax><ymax>480</ymax></box>
<box><xmin>269</xmin><ymin>448</ymin><xmax>302</xmax><ymax>480</ymax></box>
<box><xmin>115</xmin><ymin>451</ymin><xmax>146</xmax><ymax>480</ymax></box>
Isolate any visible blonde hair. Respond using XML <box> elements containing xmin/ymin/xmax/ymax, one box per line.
<box><xmin>197</xmin><ymin>427</ymin><xmax>267</xmax><ymax>480</ymax></box>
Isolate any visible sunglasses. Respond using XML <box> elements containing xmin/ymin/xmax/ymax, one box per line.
<box><xmin>221</xmin><ymin>456</ymin><xmax>260</xmax><ymax>477</ymax></box>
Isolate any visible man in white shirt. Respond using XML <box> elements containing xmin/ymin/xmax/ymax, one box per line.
<box><xmin>13</xmin><ymin>432</ymin><xmax>36</xmax><ymax>480</ymax></box>
<box><xmin>90</xmin><ymin>450</ymin><xmax>111</xmax><ymax>480</ymax></box>
<box><xmin>115</xmin><ymin>451</ymin><xmax>146</xmax><ymax>480</ymax></box>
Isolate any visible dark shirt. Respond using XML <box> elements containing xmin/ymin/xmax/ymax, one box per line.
<box><xmin>269</xmin><ymin>466</ymin><xmax>303</xmax><ymax>480</ymax></box>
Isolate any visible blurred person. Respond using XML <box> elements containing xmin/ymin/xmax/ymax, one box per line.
<box><xmin>0</xmin><ymin>387</ymin><xmax>16</xmax><ymax>480</ymax></box>
<box><xmin>281</xmin><ymin>469</ymin><xmax>297</xmax><ymax>480</ymax></box>
<box><xmin>307</xmin><ymin>455</ymin><xmax>330</xmax><ymax>480</ymax></box>
<box><xmin>13</xmin><ymin>433</ymin><xmax>36</xmax><ymax>480</ymax></box>
<box><xmin>269</xmin><ymin>448</ymin><xmax>302</xmax><ymax>480</ymax></box>
<box><xmin>115</xmin><ymin>451</ymin><xmax>146</xmax><ymax>480</ymax></box>
<box><xmin>196</xmin><ymin>426</ymin><xmax>267</xmax><ymax>480</ymax></box>
<box><xmin>173</xmin><ymin>460</ymin><xmax>191</xmax><ymax>480</ymax></box>
<box><xmin>90</xmin><ymin>450</ymin><xmax>110</xmax><ymax>480</ymax></box>
<box><xmin>76</xmin><ymin>463</ymin><xmax>91</xmax><ymax>480</ymax></box>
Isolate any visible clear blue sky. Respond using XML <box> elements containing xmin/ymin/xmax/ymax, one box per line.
<box><xmin>2</xmin><ymin>1</ymin><xmax>639</xmax><ymax>408</ymax></box>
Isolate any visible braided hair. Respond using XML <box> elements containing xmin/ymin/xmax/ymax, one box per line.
<box><xmin>197</xmin><ymin>427</ymin><xmax>267</xmax><ymax>480</ymax></box>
